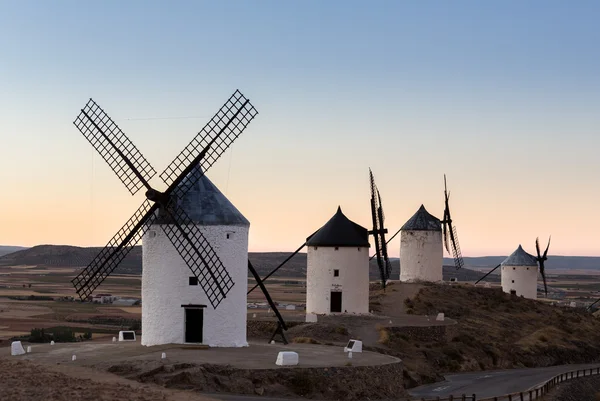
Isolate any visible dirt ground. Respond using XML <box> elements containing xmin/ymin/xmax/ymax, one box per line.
<box><xmin>0</xmin><ymin>358</ymin><xmax>217</xmax><ymax>401</ymax></box>
<box><xmin>3</xmin><ymin>340</ymin><xmax>403</xmax><ymax>400</ymax></box>
<box><xmin>545</xmin><ymin>375</ymin><xmax>600</xmax><ymax>401</ymax></box>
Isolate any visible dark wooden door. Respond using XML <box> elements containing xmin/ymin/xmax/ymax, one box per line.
<box><xmin>185</xmin><ymin>308</ymin><xmax>203</xmax><ymax>343</ymax></box>
<box><xmin>330</xmin><ymin>291</ymin><xmax>342</xmax><ymax>313</ymax></box>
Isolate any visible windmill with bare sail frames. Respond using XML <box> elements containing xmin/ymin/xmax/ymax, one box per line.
<box><xmin>70</xmin><ymin>91</ymin><xmax>288</xmax><ymax>345</ymax></box>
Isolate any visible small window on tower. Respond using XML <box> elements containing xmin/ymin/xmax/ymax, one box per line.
<box><xmin>334</xmin><ymin>269</ymin><xmax>339</xmax><ymax>277</ymax></box>
<box><xmin>513</xmin><ymin>267</ymin><xmax>516</xmax><ymax>270</ymax></box>
<box><xmin>335</xmin><ymin>247</ymin><xmax>339</xmax><ymax>251</ymax></box>
<box><xmin>189</xmin><ymin>277</ymin><xmax>198</xmax><ymax>286</ymax></box>
<box><xmin>226</xmin><ymin>232</ymin><xmax>233</xmax><ymax>240</ymax></box>
<box><xmin>512</xmin><ymin>280</ymin><xmax>515</xmax><ymax>283</ymax></box>
<box><xmin>527</xmin><ymin>267</ymin><xmax>529</xmax><ymax>270</ymax></box>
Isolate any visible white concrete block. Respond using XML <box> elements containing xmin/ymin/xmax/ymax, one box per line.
<box><xmin>436</xmin><ymin>313</ymin><xmax>445</xmax><ymax>321</ymax></box>
<box><xmin>161</xmin><ymin>352</ymin><xmax>166</xmax><ymax>359</ymax></box>
<box><xmin>26</xmin><ymin>346</ymin><xmax>31</xmax><ymax>353</ymax></box>
<box><xmin>285</xmin><ymin>304</ymin><xmax>296</xmax><ymax>310</ymax></box>
<box><xmin>305</xmin><ymin>313</ymin><xmax>318</xmax><ymax>323</ymax></box>
<box><xmin>112</xmin><ymin>337</ymin><xmax>116</xmax><ymax>342</ymax></box>
<box><xmin>344</xmin><ymin>339</ymin><xmax>363</xmax><ymax>353</ymax></box>
<box><xmin>348</xmin><ymin>351</ymin><xmax>353</xmax><ymax>359</ymax></box>
<box><xmin>570</xmin><ymin>302</ymin><xmax>577</xmax><ymax>308</ymax></box>
<box><xmin>484</xmin><ymin>282</ymin><xmax>491</xmax><ymax>288</ymax></box>
<box><xmin>72</xmin><ymin>355</ymin><xmax>77</xmax><ymax>361</ymax></box>
<box><xmin>118</xmin><ymin>331</ymin><xmax>136</xmax><ymax>341</ymax></box>
<box><xmin>275</xmin><ymin>351</ymin><xmax>299</xmax><ymax>366</ymax></box>
<box><xmin>11</xmin><ymin>341</ymin><xmax>25</xmax><ymax>356</ymax></box>
<box><xmin>252</xmin><ymin>313</ymin><xmax>257</xmax><ymax>318</ymax></box>
<box><xmin>50</xmin><ymin>341</ymin><xmax>55</xmax><ymax>345</ymax></box>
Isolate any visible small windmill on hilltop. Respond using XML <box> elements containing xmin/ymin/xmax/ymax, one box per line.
<box><xmin>442</xmin><ymin>174</ymin><xmax>464</xmax><ymax>270</ymax></box>
<box><xmin>71</xmin><ymin>90</ymin><xmax>288</xmax><ymax>346</ymax></box>
<box><xmin>476</xmin><ymin>236</ymin><xmax>551</xmax><ymax>299</ymax></box>
<box><xmin>368</xmin><ymin>169</ymin><xmax>392</xmax><ymax>290</ymax></box>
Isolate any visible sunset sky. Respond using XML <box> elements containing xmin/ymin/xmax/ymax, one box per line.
<box><xmin>1</xmin><ymin>1</ymin><xmax>599</xmax><ymax>257</ymax></box>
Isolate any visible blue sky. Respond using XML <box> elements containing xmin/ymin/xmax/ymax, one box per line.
<box><xmin>1</xmin><ymin>1</ymin><xmax>600</xmax><ymax>256</ymax></box>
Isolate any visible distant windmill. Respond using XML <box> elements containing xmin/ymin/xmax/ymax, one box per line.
<box><xmin>368</xmin><ymin>169</ymin><xmax>392</xmax><ymax>290</ymax></box>
<box><xmin>442</xmin><ymin>174</ymin><xmax>464</xmax><ymax>270</ymax></box>
<box><xmin>476</xmin><ymin>237</ymin><xmax>551</xmax><ymax>299</ymax></box>
<box><xmin>70</xmin><ymin>90</ymin><xmax>288</xmax><ymax>345</ymax></box>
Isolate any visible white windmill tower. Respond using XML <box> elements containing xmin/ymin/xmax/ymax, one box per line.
<box><xmin>399</xmin><ymin>205</ymin><xmax>443</xmax><ymax>282</ymax></box>
<box><xmin>142</xmin><ymin>165</ymin><xmax>250</xmax><ymax>347</ymax></box>
<box><xmin>305</xmin><ymin>207</ymin><xmax>370</xmax><ymax>315</ymax></box>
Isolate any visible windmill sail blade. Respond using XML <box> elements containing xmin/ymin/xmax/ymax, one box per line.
<box><xmin>535</xmin><ymin>237</ymin><xmax>541</xmax><ymax>258</ymax></box>
<box><xmin>443</xmin><ymin>220</ymin><xmax>450</xmax><ymax>253</ymax></box>
<box><xmin>369</xmin><ymin>169</ymin><xmax>386</xmax><ymax>288</ymax></box>
<box><xmin>72</xmin><ymin>200</ymin><xmax>158</xmax><ymax>300</ymax></box>
<box><xmin>161</xmin><ymin>90</ymin><xmax>258</xmax><ymax>194</ymax></box>
<box><xmin>159</xmin><ymin>204</ymin><xmax>234</xmax><ymax>309</ymax></box>
<box><xmin>543</xmin><ymin>236</ymin><xmax>551</xmax><ymax>258</ymax></box>
<box><xmin>377</xmin><ymin>191</ymin><xmax>392</xmax><ymax>280</ymax></box>
<box><xmin>450</xmin><ymin>225</ymin><xmax>464</xmax><ymax>269</ymax></box>
<box><xmin>539</xmin><ymin>260</ymin><xmax>548</xmax><ymax>296</ymax></box>
<box><xmin>73</xmin><ymin>99</ymin><xmax>156</xmax><ymax>195</ymax></box>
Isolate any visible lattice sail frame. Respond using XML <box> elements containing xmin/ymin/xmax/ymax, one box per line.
<box><xmin>161</xmin><ymin>90</ymin><xmax>258</xmax><ymax>190</ymax></box>
<box><xmin>71</xmin><ymin>200</ymin><xmax>158</xmax><ymax>300</ymax></box>
<box><xmin>450</xmin><ymin>225</ymin><xmax>464</xmax><ymax>270</ymax></box>
<box><xmin>74</xmin><ymin>99</ymin><xmax>157</xmax><ymax>195</ymax></box>
<box><xmin>71</xmin><ymin>91</ymin><xmax>258</xmax><ymax>307</ymax></box>
<box><xmin>377</xmin><ymin>190</ymin><xmax>393</xmax><ymax>279</ymax></box>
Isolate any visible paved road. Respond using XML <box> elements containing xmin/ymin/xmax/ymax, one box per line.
<box><xmin>408</xmin><ymin>363</ymin><xmax>600</xmax><ymax>399</ymax></box>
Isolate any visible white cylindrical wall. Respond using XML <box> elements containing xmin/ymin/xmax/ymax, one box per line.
<box><xmin>501</xmin><ymin>265</ymin><xmax>538</xmax><ymax>299</ymax></box>
<box><xmin>399</xmin><ymin>230</ymin><xmax>443</xmax><ymax>282</ymax></box>
<box><xmin>306</xmin><ymin>246</ymin><xmax>369</xmax><ymax>314</ymax></box>
<box><xmin>141</xmin><ymin>224</ymin><xmax>249</xmax><ymax>347</ymax></box>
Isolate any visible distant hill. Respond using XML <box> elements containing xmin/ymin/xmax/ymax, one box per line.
<box><xmin>444</xmin><ymin>256</ymin><xmax>600</xmax><ymax>270</ymax></box>
<box><xmin>0</xmin><ymin>245</ymin><xmax>595</xmax><ymax>280</ymax></box>
<box><xmin>0</xmin><ymin>246</ymin><xmax>28</xmax><ymax>257</ymax></box>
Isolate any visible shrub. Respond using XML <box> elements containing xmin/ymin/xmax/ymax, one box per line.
<box><xmin>129</xmin><ymin>320</ymin><xmax>141</xmax><ymax>331</ymax></box>
<box><xmin>377</xmin><ymin>328</ymin><xmax>390</xmax><ymax>346</ymax></box>
<box><xmin>334</xmin><ymin>326</ymin><xmax>348</xmax><ymax>335</ymax></box>
<box><xmin>29</xmin><ymin>328</ymin><xmax>52</xmax><ymax>343</ymax></box>
<box><xmin>52</xmin><ymin>327</ymin><xmax>76</xmax><ymax>343</ymax></box>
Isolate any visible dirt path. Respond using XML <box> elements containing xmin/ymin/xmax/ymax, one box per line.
<box><xmin>0</xmin><ymin>359</ymin><xmax>216</xmax><ymax>401</ymax></box>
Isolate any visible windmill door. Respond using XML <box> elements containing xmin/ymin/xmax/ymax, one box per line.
<box><xmin>185</xmin><ymin>308</ymin><xmax>204</xmax><ymax>343</ymax></box>
<box><xmin>330</xmin><ymin>291</ymin><xmax>342</xmax><ymax>313</ymax></box>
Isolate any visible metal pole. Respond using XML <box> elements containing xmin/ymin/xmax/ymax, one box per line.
<box><xmin>474</xmin><ymin>263</ymin><xmax>501</xmax><ymax>285</ymax></box>
<box><xmin>247</xmin><ymin>242</ymin><xmax>307</xmax><ymax>294</ymax></box>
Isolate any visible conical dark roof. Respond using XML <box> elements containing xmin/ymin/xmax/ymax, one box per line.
<box><xmin>157</xmin><ymin>164</ymin><xmax>249</xmax><ymax>226</ymax></box>
<box><xmin>306</xmin><ymin>206</ymin><xmax>370</xmax><ymax>247</ymax></box>
<box><xmin>501</xmin><ymin>245</ymin><xmax>538</xmax><ymax>267</ymax></box>
<box><xmin>401</xmin><ymin>205</ymin><xmax>441</xmax><ymax>232</ymax></box>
